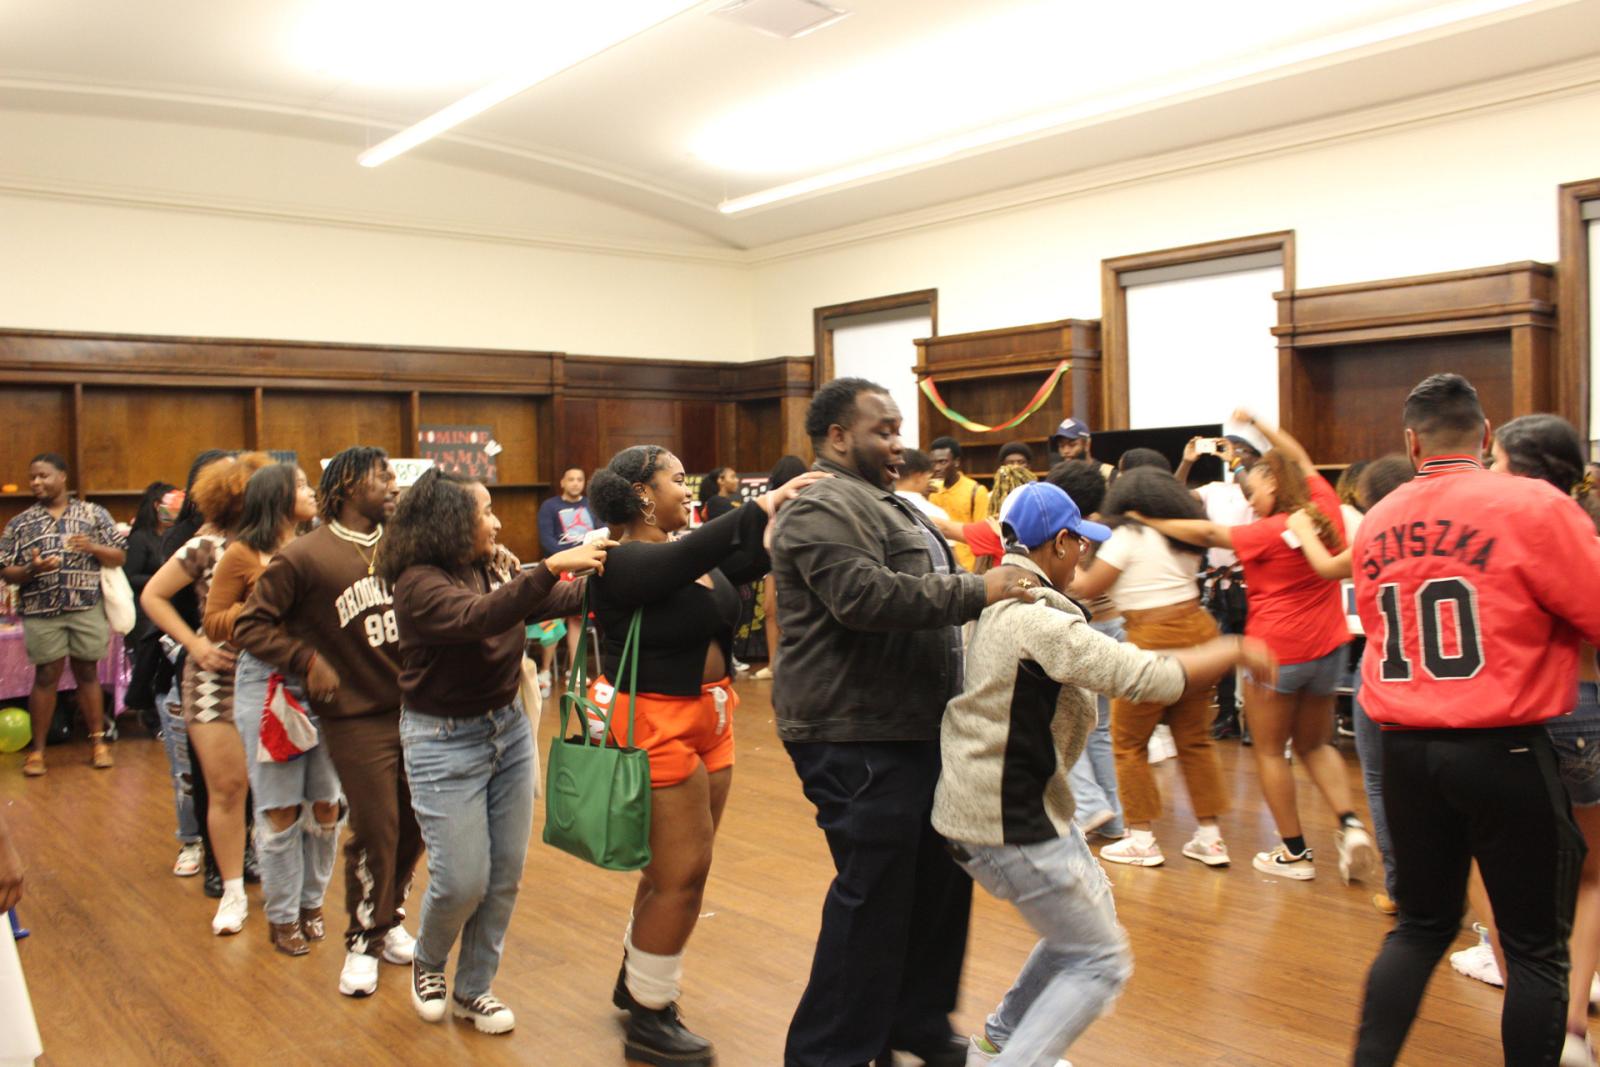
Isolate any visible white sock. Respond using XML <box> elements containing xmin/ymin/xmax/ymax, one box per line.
<box><xmin>1195</xmin><ymin>824</ymin><xmax>1222</xmax><ymax>845</ymax></box>
<box><xmin>1129</xmin><ymin>829</ymin><xmax>1156</xmax><ymax>848</ymax></box>
<box><xmin>222</xmin><ymin>877</ymin><xmax>245</xmax><ymax>897</ymax></box>
<box><xmin>624</xmin><ymin>931</ymin><xmax>683</xmax><ymax>1010</ymax></box>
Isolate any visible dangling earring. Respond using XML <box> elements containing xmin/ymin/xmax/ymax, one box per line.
<box><xmin>641</xmin><ymin>498</ymin><xmax>658</xmax><ymax>527</ymax></box>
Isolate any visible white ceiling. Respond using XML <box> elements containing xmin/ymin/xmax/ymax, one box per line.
<box><xmin>4</xmin><ymin>0</ymin><xmax>1600</xmax><ymax>252</ymax></box>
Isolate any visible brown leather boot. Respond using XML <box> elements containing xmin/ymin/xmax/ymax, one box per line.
<box><xmin>270</xmin><ymin>921</ymin><xmax>310</xmax><ymax>957</ymax></box>
<box><xmin>298</xmin><ymin>907</ymin><xmax>326</xmax><ymax>942</ymax></box>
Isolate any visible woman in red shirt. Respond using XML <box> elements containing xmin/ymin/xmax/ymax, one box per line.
<box><xmin>1134</xmin><ymin>411</ymin><xmax>1379</xmax><ymax>886</ymax></box>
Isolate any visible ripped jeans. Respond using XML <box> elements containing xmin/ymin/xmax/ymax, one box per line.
<box><xmin>234</xmin><ymin>651</ymin><xmax>344</xmax><ymax>925</ymax></box>
<box><xmin>157</xmin><ymin>680</ymin><xmax>200</xmax><ymax>843</ymax></box>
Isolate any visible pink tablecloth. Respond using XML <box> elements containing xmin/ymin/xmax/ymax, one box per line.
<box><xmin>0</xmin><ymin>622</ymin><xmax>129</xmax><ymax>713</ymax></box>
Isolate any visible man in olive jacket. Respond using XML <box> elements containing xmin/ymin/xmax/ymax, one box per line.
<box><xmin>772</xmin><ymin>377</ymin><xmax>1034</xmax><ymax>1067</ymax></box>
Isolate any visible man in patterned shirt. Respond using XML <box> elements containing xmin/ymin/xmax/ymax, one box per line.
<box><xmin>0</xmin><ymin>453</ymin><xmax>126</xmax><ymax>775</ymax></box>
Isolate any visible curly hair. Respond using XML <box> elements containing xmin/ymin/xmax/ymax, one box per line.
<box><xmin>1251</xmin><ymin>450</ymin><xmax>1343</xmax><ymax>551</ymax></box>
<box><xmin>590</xmin><ymin>445</ymin><xmax>672</xmax><ymax>526</ymax></box>
<box><xmin>1103</xmin><ymin>467</ymin><xmax>1206</xmax><ymax>557</ymax></box>
<box><xmin>1118</xmin><ymin>447</ymin><xmax>1171</xmax><ymax>474</ymax></box>
<box><xmin>988</xmin><ymin>464</ymin><xmax>1037</xmax><ymax>517</ymax></box>
<box><xmin>131</xmin><ymin>480</ymin><xmax>176</xmax><ymax>535</ymax></box>
<box><xmin>1336</xmin><ymin>461</ymin><xmax>1369</xmax><ymax>509</ymax></box>
<box><xmin>806</xmin><ymin>378</ymin><xmax>888</xmax><ymax>443</ymax></box>
<box><xmin>190</xmin><ymin>451</ymin><xmax>272</xmax><ymax>533</ymax></box>
<box><xmin>376</xmin><ymin>468</ymin><xmax>478</xmax><ymax>584</ymax></box>
<box><xmin>318</xmin><ymin>446</ymin><xmax>388</xmax><ymax>525</ymax></box>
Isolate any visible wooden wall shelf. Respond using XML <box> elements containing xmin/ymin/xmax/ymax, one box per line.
<box><xmin>0</xmin><ymin>331</ymin><xmax>814</xmax><ymax>561</ymax></box>
<box><xmin>914</xmin><ymin>319</ymin><xmax>1101</xmax><ymax>474</ymax></box>
<box><xmin>1274</xmin><ymin>261</ymin><xmax>1558</xmax><ymax>465</ymax></box>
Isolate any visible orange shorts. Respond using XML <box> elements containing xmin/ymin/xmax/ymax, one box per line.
<box><xmin>585</xmin><ymin>676</ymin><xmax>737</xmax><ymax>789</ymax></box>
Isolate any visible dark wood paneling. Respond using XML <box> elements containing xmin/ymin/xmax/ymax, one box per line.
<box><xmin>1275</xmin><ymin>261</ymin><xmax>1558</xmax><ymax>460</ymax></box>
<box><xmin>0</xmin><ymin>386</ymin><xmax>73</xmax><ymax>489</ymax></box>
<box><xmin>419</xmin><ymin>393</ymin><xmax>542</xmax><ymax>485</ymax></box>
<box><xmin>598</xmin><ymin>399</ymin><xmax>679</xmax><ymax>466</ymax></box>
<box><xmin>260</xmin><ymin>391</ymin><xmax>406</xmax><ymax>472</ymax></box>
<box><xmin>1558</xmin><ymin>178</ymin><xmax>1600</xmax><ymax>433</ymax></box>
<box><xmin>1102</xmin><ymin>232</ymin><xmax>1294</xmax><ymax>430</ymax></box>
<box><xmin>1295</xmin><ymin>336</ymin><xmax>1513</xmax><ymax>463</ymax></box>
<box><xmin>736</xmin><ymin>400</ymin><xmax>783</xmax><ymax>473</ymax></box>
<box><xmin>678</xmin><ymin>401</ymin><xmax>721</xmax><ymax>472</ymax></box>
<box><xmin>559</xmin><ymin>397</ymin><xmax>601</xmax><ymax>478</ymax></box>
<box><xmin>81</xmin><ymin>387</ymin><xmax>251</xmax><ymax>494</ymax></box>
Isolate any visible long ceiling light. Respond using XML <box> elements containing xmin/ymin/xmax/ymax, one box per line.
<box><xmin>358</xmin><ymin>0</ymin><xmax>704</xmax><ymax>168</ymax></box>
<box><xmin>714</xmin><ymin>0</ymin><xmax>1552</xmax><ymax>214</ymax></box>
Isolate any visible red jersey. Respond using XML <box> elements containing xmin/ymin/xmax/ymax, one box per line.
<box><xmin>1230</xmin><ymin>473</ymin><xmax>1349</xmax><ymax>665</ymax></box>
<box><xmin>962</xmin><ymin>521</ymin><xmax>1003</xmax><ymax>560</ymax></box>
<box><xmin>1353</xmin><ymin>456</ymin><xmax>1600</xmax><ymax>729</ymax></box>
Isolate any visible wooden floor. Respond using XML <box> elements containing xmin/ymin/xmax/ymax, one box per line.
<box><xmin>3</xmin><ymin>680</ymin><xmax>1513</xmax><ymax>1066</ymax></box>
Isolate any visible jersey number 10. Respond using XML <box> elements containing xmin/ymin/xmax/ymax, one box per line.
<box><xmin>1375</xmin><ymin>578</ymin><xmax>1484</xmax><ymax>682</ymax></box>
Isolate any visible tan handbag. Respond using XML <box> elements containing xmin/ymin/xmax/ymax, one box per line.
<box><xmin>517</xmin><ymin>655</ymin><xmax>544</xmax><ymax>797</ymax></box>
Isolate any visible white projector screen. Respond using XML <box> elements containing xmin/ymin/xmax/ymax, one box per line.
<box><xmin>1125</xmin><ymin>265</ymin><xmax>1282</xmax><ymax>430</ymax></box>
<box><xmin>832</xmin><ymin>305</ymin><xmax>933</xmax><ymax>447</ymax></box>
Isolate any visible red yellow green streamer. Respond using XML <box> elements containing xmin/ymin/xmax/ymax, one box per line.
<box><xmin>918</xmin><ymin>360</ymin><xmax>1071</xmax><ymax>433</ymax></box>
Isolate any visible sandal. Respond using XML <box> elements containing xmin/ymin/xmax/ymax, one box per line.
<box><xmin>21</xmin><ymin>752</ymin><xmax>45</xmax><ymax>777</ymax></box>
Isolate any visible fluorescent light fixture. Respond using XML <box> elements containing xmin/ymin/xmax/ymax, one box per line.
<box><xmin>358</xmin><ymin>0</ymin><xmax>704</xmax><ymax>168</ymax></box>
<box><xmin>711</xmin><ymin>0</ymin><xmax>1552</xmax><ymax>214</ymax></box>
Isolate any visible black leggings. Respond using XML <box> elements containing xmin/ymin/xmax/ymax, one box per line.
<box><xmin>1354</xmin><ymin>726</ymin><xmax>1585</xmax><ymax>1066</ymax></box>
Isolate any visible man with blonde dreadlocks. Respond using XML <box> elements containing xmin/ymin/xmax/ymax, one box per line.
<box><xmin>234</xmin><ymin>446</ymin><xmax>424</xmax><ymax>1000</ymax></box>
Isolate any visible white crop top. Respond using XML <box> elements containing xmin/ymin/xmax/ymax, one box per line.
<box><xmin>1096</xmin><ymin>524</ymin><xmax>1203</xmax><ymax>611</ymax></box>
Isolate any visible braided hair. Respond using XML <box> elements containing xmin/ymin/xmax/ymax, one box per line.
<box><xmin>319</xmin><ymin>446</ymin><xmax>388</xmax><ymax>525</ymax></box>
<box><xmin>590</xmin><ymin>445</ymin><xmax>671</xmax><ymax>526</ymax></box>
<box><xmin>988</xmin><ymin>464</ymin><xmax>1037</xmax><ymax>517</ymax></box>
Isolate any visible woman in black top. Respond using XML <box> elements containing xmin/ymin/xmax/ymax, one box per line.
<box><xmin>588</xmin><ymin>445</ymin><xmax>821</xmax><ymax>1067</ymax></box>
<box><xmin>123</xmin><ymin>480</ymin><xmax>177</xmax><ymax>719</ymax></box>
<box><xmin>697</xmin><ymin>465</ymin><xmax>740</xmax><ymax>522</ymax></box>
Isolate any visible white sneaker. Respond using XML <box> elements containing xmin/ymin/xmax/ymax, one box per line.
<box><xmin>1337</xmin><ymin>825</ymin><xmax>1380</xmax><ymax>886</ymax></box>
<box><xmin>411</xmin><ymin>963</ymin><xmax>448</xmax><ymax>1023</ymax></box>
<box><xmin>964</xmin><ymin>1034</ymin><xmax>1071</xmax><ymax>1066</ymax></box>
<box><xmin>1561</xmin><ymin>1030</ymin><xmax>1597</xmax><ymax>1067</ymax></box>
<box><xmin>537</xmin><ymin>670</ymin><xmax>552</xmax><ymax>699</ymax></box>
<box><xmin>340</xmin><ymin>951</ymin><xmax>380</xmax><ymax>997</ymax></box>
<box><xmin>1147</xmin><ymin>724</ymin><xmax>1177</xmax><ymax>763</ymax></box>
<box><xmin>1590</xmin><ymin>972</ymin><xmax>1600</xmax><ymax>1009</ymax></box>
<box><xmin>752</xmin><ymin>666</ymin><xmax>773</xmax><ymax>680</ymax></box>
<box><xmin>1253</xmin><ymin>845</ymin><xmax>1315</xmax><ymax>880</ymax></box>
<box><xmin>1181</xmin><ymin>833</ymin><xmax>1231</xmax><ymax>867</ymax></box>
<box><xmin>1100</xmin><ymin>835</ymin><xmax>1165</xmax><ymax>867</ymax></box>
<box><xmin>173</xmin><ymin>841</ymin><xmax>203</xmax><ymax>877</ymax></box>
<box><xmin>211</xmin><ymin>890</ymin><xmax>247</xmax><ymax>936</ymax></box>
<box><xmin>382</xmin><ymin>925</ymin><xmax>417</xmax><ymax>965</ymax></box>
<box><xmin>1449</xmin><ymin>942</ymin><xmax>1504</xmax><ymax>988</ymax></box>
<box><xmin>452</xmin><ymin>992</ymin><xmax>516</xmax><ymax>1034</ymax></box>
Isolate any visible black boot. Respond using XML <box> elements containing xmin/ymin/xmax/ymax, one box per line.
<box><xmin>242</xmin><ymin>838</ymin><xmax>262</xmax><ymax>885</ymax></box>
<box><xmin>614</xmin><ymin>960</ymin><xmax>714</xmax><ymax>1067</ymax></box>
<box><xmin>202</xmin><ymin>854</ymin><xmax>223</xmax><ymax>899</ymax></box>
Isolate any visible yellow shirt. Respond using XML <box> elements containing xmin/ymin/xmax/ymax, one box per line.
<box><xmin>929</xmin><ymin>473</ymin><xmax>992</xmax><ymax>571</ymax></box>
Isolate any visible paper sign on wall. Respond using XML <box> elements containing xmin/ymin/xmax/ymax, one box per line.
<box><xmin>418</xmin><ymin>425</ymin><xmax>499</xmax><ymax>484</ymax></box>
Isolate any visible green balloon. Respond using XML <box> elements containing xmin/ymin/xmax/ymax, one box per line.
<box><xmin>0</xmin><ymin>706</ymin><xmax>30</xmax><ymax>754</ymax></box>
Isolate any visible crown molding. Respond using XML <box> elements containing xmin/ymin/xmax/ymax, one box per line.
<box><xmin>743</xmin><ymin>54</ymin><xmax>1600</xmax><ymax>265</ymax></box>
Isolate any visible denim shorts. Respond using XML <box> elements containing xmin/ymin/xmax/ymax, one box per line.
<box><xmin>1545</xmin><ymin>682</ymin><xmax>1600</xmax><ymax>808</ymax></box>
<box><xmin>1250</xmin><ymin>644</ymin><xmax>1346</xmax><ymax>696</ymax></box>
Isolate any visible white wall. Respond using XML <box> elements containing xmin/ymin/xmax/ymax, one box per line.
<box><xmin>749</xmin><ymin>87</ymin><xmax>1600</xmax><ymax>369</ymax></box>
<box><xmin>0</xmin><ymin>111</ymin><xmax>752</xmax><ymax>360</ymax></box>
<box><xmin>831</xmin><ymin>306</ymin><xmax>933</xmax><ymax>445</ymax></box>
<box><xmin>1125</xmin><ymin>266</ymin><xmax>1282</xmax><ymax>429</ymax></box>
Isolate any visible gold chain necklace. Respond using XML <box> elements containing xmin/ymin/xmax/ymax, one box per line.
<box><xmin>351</xmin><ymin>540</ymin><xmax>376</xmax><ymax>576</ymax></box>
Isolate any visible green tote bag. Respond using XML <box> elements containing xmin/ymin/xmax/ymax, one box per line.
<box><xmin>542</xmin><ymin>601</ymin><xmax>652</xmax><ymax>871</ymax></box>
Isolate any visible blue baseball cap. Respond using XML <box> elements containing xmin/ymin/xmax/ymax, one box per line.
<box><xmin>1049</xmin><ymin>417</ymin><xmax>1092</xmax><ymax>445</ymax></box>
<box><xmin>1001</xmin><ymin>482</ymin><xmax>1111</xmax><ymax>550</ymax></box>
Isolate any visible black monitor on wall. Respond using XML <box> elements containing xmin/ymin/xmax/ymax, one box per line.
<box><xmin>1089</xmin><ymin>424</ymin><xmax>1226</xmax><ymax>486</ymax></box>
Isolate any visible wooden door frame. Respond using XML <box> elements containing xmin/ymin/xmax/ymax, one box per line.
<box><xmin>813</xmin><ymin>289</ymin><xmax>938</xmax><ymax>385</ymax></box>
<box><xmin>1099</xmin><ymin>231</ymin><xmax>1294</xmax><ymax>429</ymax></box>
<box><xmin>1558</xmin><ymin>178</ymin><xmax>1600</xmax><ymax>436</ymax></box>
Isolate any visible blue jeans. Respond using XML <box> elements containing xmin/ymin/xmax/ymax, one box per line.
<box><xmin>1350</xmin><ymin>667</ymin><xmax>1396</xmax><ymax>896</ymax></box>
<box><xmin>157</xmin><ymin>680</ymin><xmax>200</xmax><ymax>843</ymax></box>
<box><xmin>1545</xmin><ymin>681</ymin><xmax>1600</xmax><ymax>807</ymax></box>
<box><xmin>401</xmin><ymin>703</ymin><xmax>535</xmax><ymax>999</ymax></box>
<box><xmin>234</xmin><ymin>651</ymin><xmax>343</xmax><ymax>924</ymax></box>
<box><xmin>951</xmin><ymin>831</ymin><xmax>1132</xmax><ymax>1066</ymax></box>
<box><xmin>1068</xmin><ymin>618</ymin><xmax>1124</xmax><ymax>837</ymax></box>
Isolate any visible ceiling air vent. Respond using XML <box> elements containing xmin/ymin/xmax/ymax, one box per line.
<box><xmin>713</xmin><ymin>0</ymin><xmax>850</xmax><ymax>40</ymax></box>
